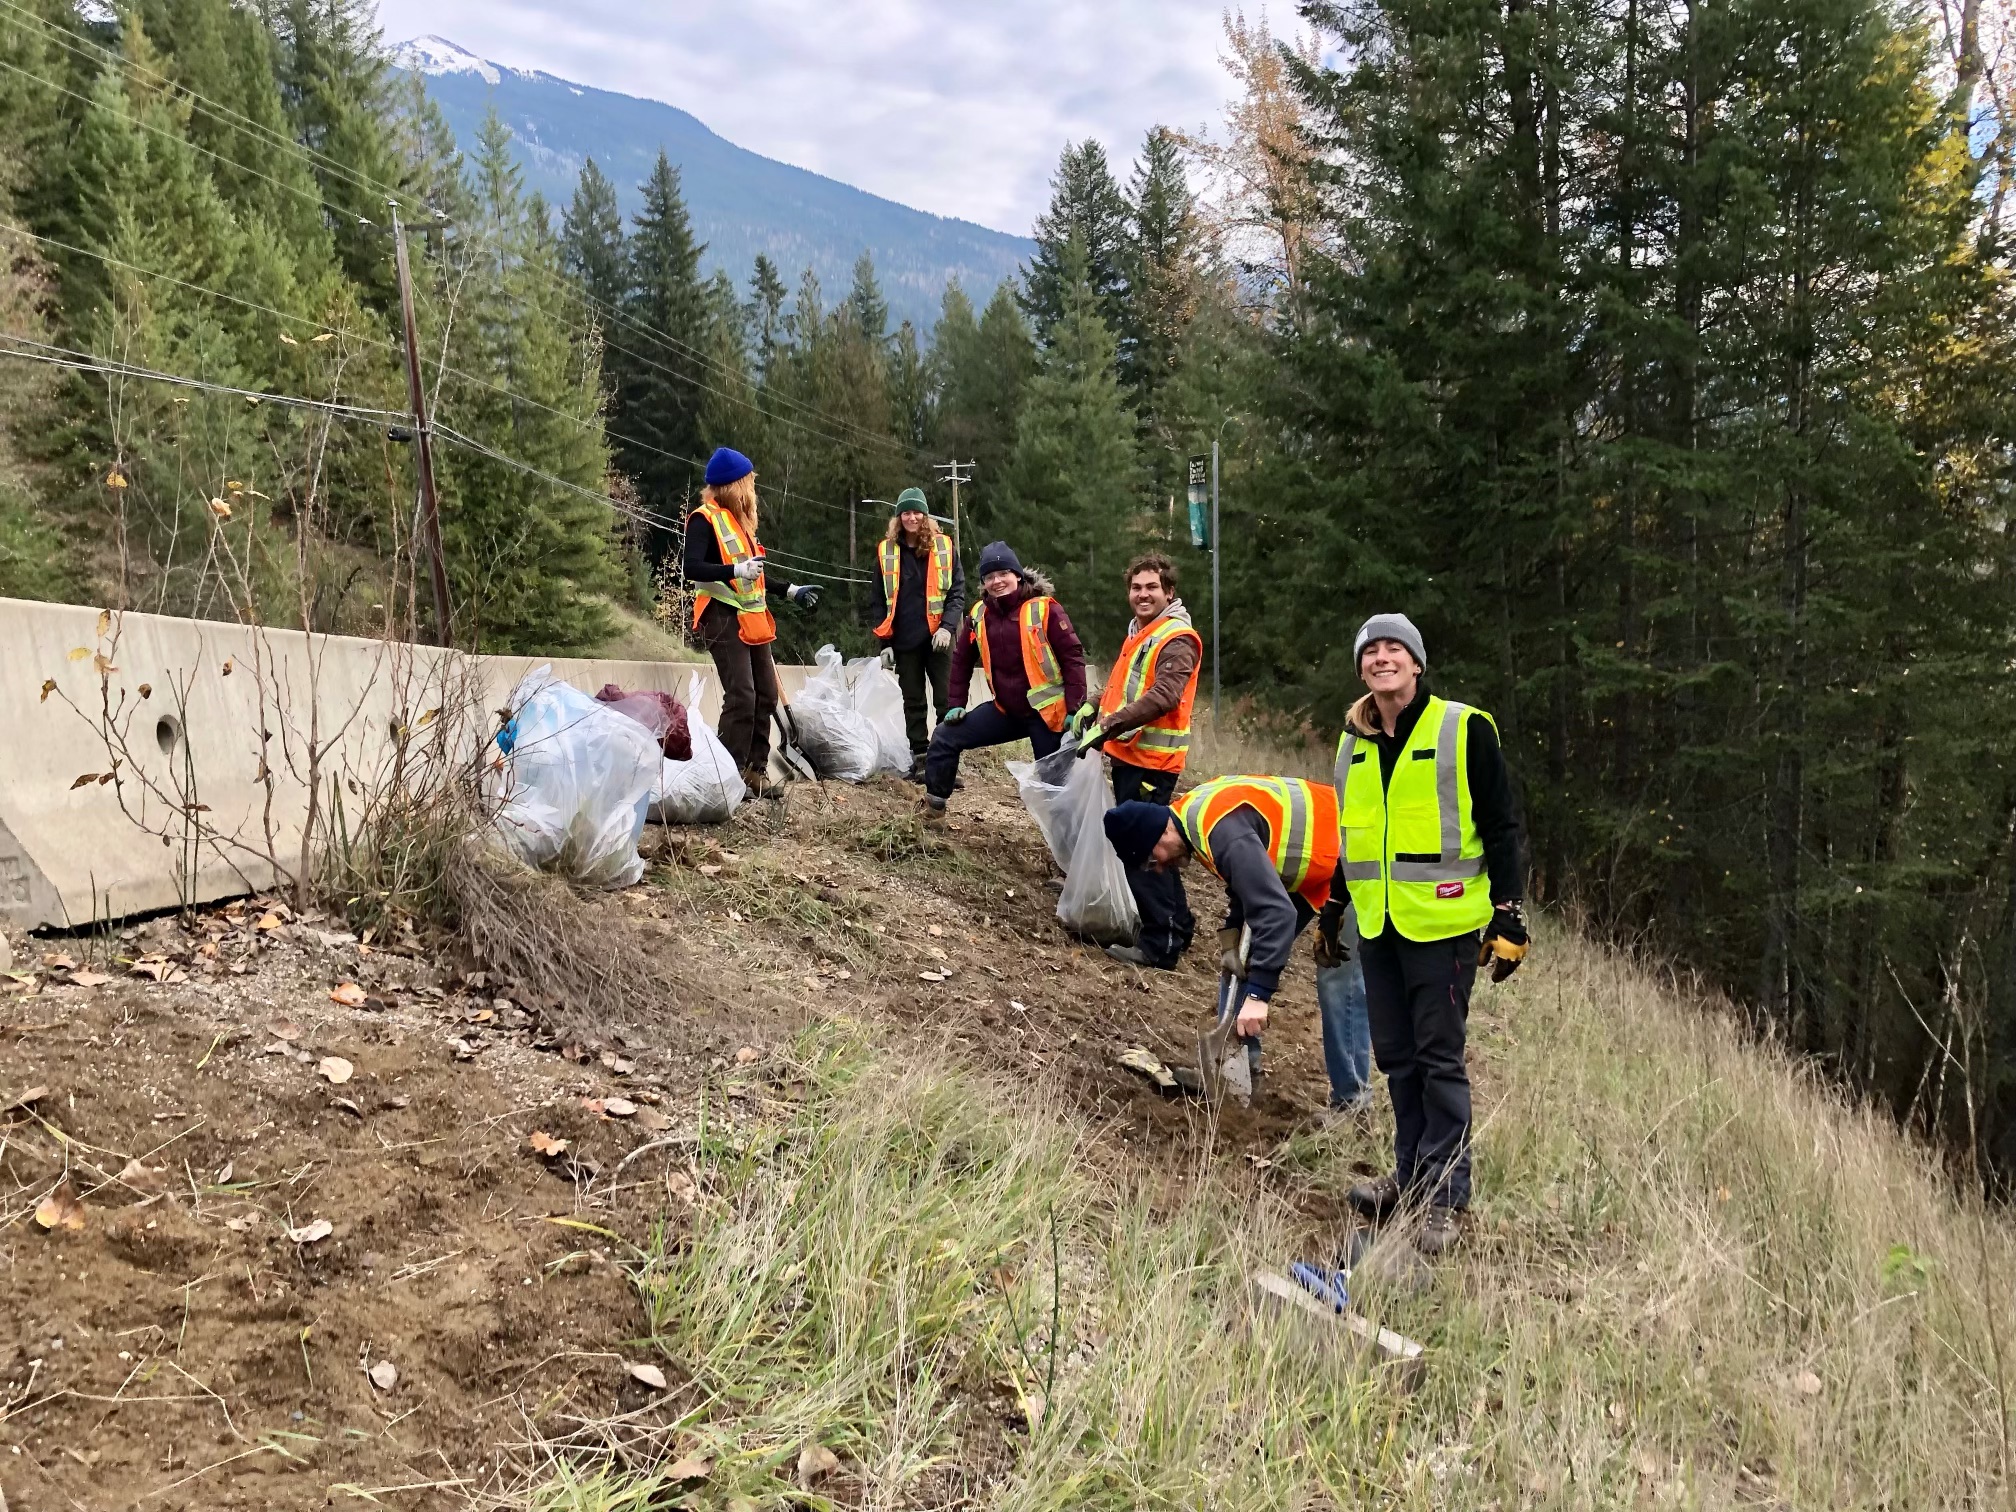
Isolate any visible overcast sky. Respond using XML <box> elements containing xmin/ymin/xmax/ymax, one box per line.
<box><xmin>371</xmin><ymin>1</ymin><xmax>1242</xmax><ymax>236</ymax></box>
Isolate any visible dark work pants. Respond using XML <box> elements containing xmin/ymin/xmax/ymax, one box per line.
<box><xmin>1360</xmin><ymin>927</ymin><xmax>1480</xmax><ymax>1209</ymax></box>
<box><xmin>1110</xmin><ymin>759</ymin><xmax>1194</xmax><ymax>965</ymax></box>
<box><xmin>892</xmin><ymin>643</ymin><xmax>951</xmax><ymax>761</ymax></box>
<box><xmin>699</xmin><ymin>600</ymin><xmax>776</xmax><ymax>774</ymax></box>
<box><xmin>925</xmin><ymin>700</ymin><xmax>1058</xmax><ymax>799</ymax></box>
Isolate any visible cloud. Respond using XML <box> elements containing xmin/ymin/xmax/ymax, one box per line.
<box><xmin>372</xmin><ymin>0</ymin><xmax>1239</xmax><ymax>234</ymax></box>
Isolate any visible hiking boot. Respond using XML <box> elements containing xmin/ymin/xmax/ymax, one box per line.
<box><xmin>907</xmin><ymin>757</ymin><xmax>927</xmax><ymax>785</ymax></box>
<box><xmin>1104</xmin><ymin>944</ymin><xmax>1152</xmax><ymax>967</ymax></box>
<box><xmin>1317</xmin><ymin>1092</ymin><xmax>1377</xmax><ymax>1132</ymax></box>
<box><xmin>741</xmin><ymin>769</ymin><xmax>783</xmax><ymax>800</ymax></box>
<box><xmin>918</xmin><ymin>794</ymin><xmax>948</xmax><ymax>824</ymax></box>
<box><xmin>1347</xmin><ymin>1173</ymin><xmax>1404</xmax><ymax>1220</ymax></box>
<box><xmin>1414</xmin><ymin>1205</ymin><xmax>1464</xmax><ymax>1258</ymax></box>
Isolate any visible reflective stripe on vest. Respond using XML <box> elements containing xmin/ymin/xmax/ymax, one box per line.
<box><xmin>689</xmin><ymin>502</ymin><xmax>777</xmax><ymax>645</ymax></box>
<box><xmin>1098</xmin><ymin>612</ymin><xmax>1202</xmax><ymax>772</ymax></box>
<box><xmin>872</xmin><ymin>534</ymin><xmax>954</xmax><ymax>638</ymax></box>
<box><xmin>971</xmin><ymin>596</ymin><xmax>1066</xmax><ymax>731</ymax></box>
<box><xmin>1173</xmin><ymin>775</ymin><xmax>1340</xmax><ymax>911</ymax></box>
<box><xmin>1334</xmin><ymin>697</ymin><xmax>1494</xmax><ymax>941</ymax></box>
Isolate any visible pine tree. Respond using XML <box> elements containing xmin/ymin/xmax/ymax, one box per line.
<box><xmin>1003</xmin><ymin>237</ymin><xmax>1140</xmax><ymax>652</ymax></box>
<box><xmin>616</xmin><ymin>149</ymin><xmax>708</xmax><ymax>553</ymax></box>
<box><xmin>1124</xmin><ymin>126</ymin><xmax>1208</xmax><ymax>518</ymax></box>
<box><xmin>1020</xmin><ymin>140</ymin><xmax>1131</xmax><ymax>347</ymax></box>
<box><xmin>559</xmin><ymin>156</ymin><xmax>627</xmax><ymax>317</ymax></box>
<box><xmin>845</xmin><ymin>250</ymin><xmax>888</xmax><ymax>346</ymax></box>
<box><xmin>746</xmin><ymin>253</ymin><xmax>787</xmax><ymax>382</ymax></box>
<box><xmin>927</xmin><ymin>279</ymin><xmax>1034</xmax><ymax>550</ymax></box>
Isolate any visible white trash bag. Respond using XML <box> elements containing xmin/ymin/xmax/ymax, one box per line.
<box><xmin>789</xmin><ymin>646</ymin><xmax>883</xmax><ymax>782</ymax></box>
<box><xmin>490</xmin><ymin>666</ymin><xmax>662</xmax><ymax>888</ymax></box>
<box><xmin>841</xmin><ymin>653</ymin><xmax>913</xmax><ymax>775</ymax></box>
<box><xmin>651</xmin><ymin>672</ymin><xmax>747</xmax><ymax>824</ymax></box>
<box><xmin>1009</xmin><ymin>742</ymin><xmax>1140</xmax><ymax>945</ymax></box>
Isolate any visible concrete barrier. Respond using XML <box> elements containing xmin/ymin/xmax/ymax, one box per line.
<box><xmin>0</xmin><ymin>598</ymin><xmax>849</xmax><ymax>930</ymax></box>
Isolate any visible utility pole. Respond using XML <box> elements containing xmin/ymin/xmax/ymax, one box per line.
<box><xmin>932</xmin><ymin>460</ymin><xmax>974</xmax><ymax>564</ymax></box>
<box><xmin>1211</xmin><ymin>439</ymin><xmax>1221</xmax><ymax>727</ymax></box>
<box><xmin>390</xmin><ymin>201</ymin><xmax>453</xmax><ymax>646</ymax></box>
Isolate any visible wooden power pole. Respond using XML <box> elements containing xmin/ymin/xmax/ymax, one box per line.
<box><xmin>932</xmin><ymin>459</ymin><xmax>974</xmax><ymax>564</ymax></box>
<box><xmin>390</xmin><ymin>201</ymin><xmax>454</xmax><ymax>646</ymax></box>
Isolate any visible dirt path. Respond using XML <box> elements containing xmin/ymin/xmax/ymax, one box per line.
<box><xmin>0</xmin><ymin>767</ymin><xmax>1353</xmax><ymax>1510</ymax></box>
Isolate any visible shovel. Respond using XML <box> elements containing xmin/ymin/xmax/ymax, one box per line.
<box><xmin>1196</xmin><ymin>954</ymin><xmax>1253</xmax><ymax>1107</ymax></box>
<box><xmin>769</xmin><ymin>661</ymin><xmax>818</xmax><ymax>783</ymax></box>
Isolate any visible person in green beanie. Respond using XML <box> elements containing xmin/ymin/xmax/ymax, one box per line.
<box><xmin>870</xmin><ymin>486</ymin><xmax>967</xmax><ymax>780</ymax></box>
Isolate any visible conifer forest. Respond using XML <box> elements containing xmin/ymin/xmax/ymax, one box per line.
<box><xmin>1</xmin><ymin>0</ymin><xmax>2014</xmax><ymax>1180</ymax></box>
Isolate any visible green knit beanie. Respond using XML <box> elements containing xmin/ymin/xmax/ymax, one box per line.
<box><xmin>893</xmin><ymin>486</ymin><xmax>928</xmax><ymax>516</ymax></box>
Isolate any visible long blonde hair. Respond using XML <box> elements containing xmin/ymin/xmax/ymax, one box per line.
<box><xmin>884</xmin><ymin>509</ymin><xmax>940</xmax><ymax>552</ymax></box>
<box><xmin>1346</xmin><ymin>693</ymin><xmax>1383</xmax><ymax>737</ymax></box>
<box><xmin>703</xmin><ymin>473</ymin><xmax>759</xmax><ymax>536</ymax></box>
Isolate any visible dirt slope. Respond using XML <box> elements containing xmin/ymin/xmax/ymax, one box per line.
<box><xmin>0</xmin><ymin>764</ymin><xmax>1353</xmax><ymax>1510</ymax></box>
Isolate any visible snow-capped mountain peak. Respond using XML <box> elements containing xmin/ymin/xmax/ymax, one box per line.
<box><xmin>392</xmin><ymin>36</ymin><xmax>501</xmax><ymax>86</ymax></box>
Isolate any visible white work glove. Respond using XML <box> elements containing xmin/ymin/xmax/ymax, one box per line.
<box><xmin>731</xmin><ymin>559</ymin><xmax>761</xmax><ymax>582</ymax></box>
<box><xmin>879</xmin><ymin>647</ymin><xmax>895</xmax><ymax>672</ymax></box>
<box><xmin>931</xmin><ymin>626</ymin><xmax>952</xmax><ymax>652</ymax></box>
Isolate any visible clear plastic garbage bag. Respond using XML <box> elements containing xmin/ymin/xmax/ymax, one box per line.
<box><xmin>490</xmin><ymin>666</ymin><xmax>662</xmax><ymax>888</ymax></box>
<box><xmin>1009</xmin><ymin>742</ymin><xmax>1140</xmax><ymax>945</ymax></box>
<box><xmin>840</xmin><ymin>653</ymin><xmax>913</xmax><ymax>775</ymax></box>
<box><xmin>650</xmin><ymin>672</ymin><xmax>748</xmax><ymax>824</ymax></box>
<box><xmin>789</xmin><ymin>646</ymin><xmax>884</xmax><ymax>782</ymax></box>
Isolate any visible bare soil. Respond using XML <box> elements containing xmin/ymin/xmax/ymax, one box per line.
<box><xmin>0</xmin><ymin>765</ymin><xmax>1351</xmax><ymax>1510</ymax></box>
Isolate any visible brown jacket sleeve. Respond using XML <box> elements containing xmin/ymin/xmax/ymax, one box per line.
<box><xmin>1101</xmin><ymin>635</ymin><xmax>1199</xmax><ymax>738</ymax></box>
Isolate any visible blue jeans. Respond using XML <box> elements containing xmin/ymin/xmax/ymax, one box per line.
<box><xmin>1317</xmin><ymin>959</ymin><xmax>1373</xmax><ymax>1107</ymax></box>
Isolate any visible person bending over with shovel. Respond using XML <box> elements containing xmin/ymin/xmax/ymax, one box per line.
<box><xmin>1104</xmin><ymin>775</ymin><xmax>1342</xmax><ymax>1103</ymax></box>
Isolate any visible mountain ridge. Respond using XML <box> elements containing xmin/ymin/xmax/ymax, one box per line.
<box><xmin>394</xmin><ymin>36</ymin><xmax>1035</xmax><ymax>333</ymax></box>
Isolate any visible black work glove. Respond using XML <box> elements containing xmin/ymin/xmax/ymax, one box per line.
<box><xmin>1314</xmin><ymin>900</ymin><xmax>1349</xmax><ymax>969</ymax></box>
<box><xmin>1478</xmin><ymin>901</ymin><xmax>1529</xmax><ymax>982</ymax></box>
<box><xmin>787</xmin><ymin>584</ymin><xmax>821</xmax><ymax>610</ymax></box>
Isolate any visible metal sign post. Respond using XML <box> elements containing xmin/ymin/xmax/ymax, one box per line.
<box><xmin>1211</xmin><ymin>441</ymin><xmax>1221</xmax><ymax>728</ymax></box>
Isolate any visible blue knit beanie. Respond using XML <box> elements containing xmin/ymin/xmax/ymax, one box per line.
<box><xmin>705</xmin><ymin>447</ymin><xmax>754</xmax><ymax>488</ymax></box>
<box><xmin>1104</xmin><ymin>802</ymin><xmax>1175</xmax><ymax>870</ymax></box>
<box><xmin>976</xmin><ymin>540</ymin><xmax>1022</xmax><ymax>578</ymax></box>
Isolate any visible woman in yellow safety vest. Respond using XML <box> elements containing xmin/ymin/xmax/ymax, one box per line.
<box><xmin>871</xmin><ymin>487</ymin><xmax>967</xmax><ymax>780</ymax></box>
<box><xmin>1332</xmin><ymin>612</ymin><xmax>1528</xmax><ymax>1259</ymax></box>
<box><xmin>683</xmin><ymin>448</ymin><xmax>820</xmax><ymax>797</ymax></box>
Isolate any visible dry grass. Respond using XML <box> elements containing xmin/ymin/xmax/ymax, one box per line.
<box><xmin>508</xmin><ymin>914</ymin><xmax>2014</xmax><ymax>1509</ymax></box>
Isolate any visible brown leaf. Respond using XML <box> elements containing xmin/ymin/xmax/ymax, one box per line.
<box><xmin>129</xmin><ymin>955</ymin><xmax>171</xmax><ymax>982</ymax></box>
<box><xmin>256</xmin><ymin>912</ymin><xmax>284</xmax><ymax>932</ymax></box>
<box><xmin>35</xmin><ymin>1178</ymin><xmax>86</xmax><ymax>1232</ymax></box>
<box><xmin>39</xmin><ymin>678</ymin><xmax>56</xmax><ymax>702</ymax></box>
<box><xmin>286</xmin><ymin>1218</ymin><xmax>333</xmax><ymax>1244</ymax></box>
<box><xmin>116</xmin><ymin>1158</ymin><xmax>168</xmax><ymax>1194</ymax></box>
<box><xmin>3</xmin><ymin>1084</ymin><xmax>50</xmax><ymax>1113</ymax></box>
<box><xmin>316</xmin><ymin>1056</ymin><xmax>354</xmax><ymax>1085</ymax></box>
<box><xmin>666</xmin><ymin>1456</ymin><xmax>710</xmax><ymax>1482</ymax></box>
<box><xmin>602</xmin><ymin>1097</ymin><xmax>637</xmax><ymax>1118</ymax></box>
<box><xmin>269</xmin><ymin>1018</ymin><xmax>303</xmax><ymax>1041</ymax></box>
<box><xmin>634</xmin><ymin>1106</ymin><xmax>671</xmax><ymax>1133</ymax></box>
<box><xmin>67</xmin><ymin>970</ymin><xmax>113</xmax><ymax>988</ymax></box>
<box><xmin>93</xmin><ymin>653</ymin><xmax>116</xmax><ymax>676</ymax></box>
<box><xmin>97</xmin><ymin>771</ymin><xmax>116</xmax><ymax>786</ymax></box>
<box><xmin>528</xmin><ymin>1130</ymin><xmax>568</xmax><ymax>1157</ymax></box>
<box><xmin>367</xmin><ymin>1360</ymin><xmax>398</xmax><ymax>1391</ymax></box>
<box><xmin>104</xmin><ymin>468</ymin><xmax>127</xmax><ymax>489</ymax></box>
<box><xmin>71</xmin><ymin>773</ymin><xmax>102</xmax><ymax>790</ymax></box>
<box><xmin>137</xmin><ymin>683</ymin><xmax>152</xmax><ymax>699</ymax></box>
<box><xmin>626</xmin><ymin>1361</ymin><xmax>667</xmax><ymax>1390</ymax></box>
<box><xmin>328</xmin><ymin>982</ymin><xmax>367</xmax><ymax>1007</ymax></box>
<box><xmin>207</xmin><ymin>497</ymin><xmax>232</xmax><ymax>520</ymax></box>
<box><xmin>734</xmin><ymin>1047</ymin><xmax>760</xmax><ymax>1065</ymax></box>
<box><xmin>221</xmin><ymin>658</ymin><xmax>233</xmax><ymax>676</ymax></box>
<box><xmin>41</xmin><ymin>952</ymin><xmax>78</xmax><ymax>971</ymax></box>
<box><xmin>797</xmin><ymin>1443</ymin><xmax>840</xmax><ymax>1485</ymax></box>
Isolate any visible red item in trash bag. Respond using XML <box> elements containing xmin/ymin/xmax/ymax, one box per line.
<box><xmin>594</xmin><ymin>684</ymin><xmax>691</xmax><ymax>761</ymax></box>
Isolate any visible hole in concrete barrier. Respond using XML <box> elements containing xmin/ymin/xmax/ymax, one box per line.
<box><xmin>156</xmin><ymin>715</ymin><xmax>183</xmax><ymax>756</ymax></box>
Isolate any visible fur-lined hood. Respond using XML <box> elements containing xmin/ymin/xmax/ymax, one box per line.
<box><xmin>979</xmin><ymin>569</ymin><xmax>1057</xmax><ymax>615</ymax></box>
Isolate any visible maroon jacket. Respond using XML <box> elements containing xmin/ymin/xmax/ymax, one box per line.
<box><xmin>949</xmin><ymin>579</ymin><xmax>1088</xmax><ymax>720</ymax></box>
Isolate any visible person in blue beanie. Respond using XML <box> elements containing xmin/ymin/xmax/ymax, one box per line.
<box><xmin>684</xmin><ymin>447</ymin><xmax>820</xmax><ymax>797</ymax></box>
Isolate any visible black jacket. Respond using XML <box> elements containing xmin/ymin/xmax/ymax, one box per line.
<box><xmin>870</xmin><ymin>535</ymin><xmax>968</xmax><ymax>652</ymax></box>
<box><xmin>683</xmin><ymin>511</ymin><xmax>797</xmax><ymax>598</ymax></box>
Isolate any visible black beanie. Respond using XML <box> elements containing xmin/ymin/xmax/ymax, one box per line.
<box><xmin>1104</xmin><ymin>801</ymin><xmax>1175</xmax><ymax>870</ymax></box>
<box><xmin>976</xmin><ymin>540</ymin><xmax>1022</xmax><ymax>578</ymax></box>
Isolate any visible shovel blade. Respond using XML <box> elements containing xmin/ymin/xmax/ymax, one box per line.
<box><xmin>1196</xmin><ymin>1017</ymin><xmax>1235</xmax><ymax>1103</ymax></box>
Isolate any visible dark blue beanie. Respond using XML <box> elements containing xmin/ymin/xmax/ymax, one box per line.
<box><xmin>705</xmin><ymin>447</ymin><xmax>754</xmax><ymax>487</ymax></box>
<box><xmin>1105</xmin><ymin>801</ymin><xmax>1175</xmax><ymax>870</ymax></box>
<box><xmin>976</xmin><ymin>540</ymin><xmax>1022</xmax><ymax>578</ymax></box>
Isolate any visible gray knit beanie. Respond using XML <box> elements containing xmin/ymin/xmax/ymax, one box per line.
<box><xmin>1353</xmin><ymin>613</ymin><xmax>1427</xmax><ymax>673</ymax></box>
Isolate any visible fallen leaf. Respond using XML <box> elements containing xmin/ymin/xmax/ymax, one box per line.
<box><xmin>367</xmin><ymin>1360</ymin><xmax>398</xmax><ymax>1391</ymax></box>
<box><xmin>116</xmin><ymin>1158</ymin><xmax>168</xmax><ymax>1193</ymax></box>
<box><xmin>528</xmin><ymin>1131</ymin><xmax>568</xmax><ymax>1157</ymax></box>
<box><xmin>35</xmin><ymin>1178</ymin><xmax>86</xmax><ymax>1232</ymax></box>
<box><xmin>798</xmin><ymin>1443</ymin><xmax>840</xmax><ymax>1484</ymax></box>
<box><xmin>634</xmin><ymin>1106</ymin><xmax>671</xmax><ymax>1133</ymax></box>
<box><xmin>215</xmin><ymin>1160</ymin><xmax>234</xmax><ymax>1184</ymax></box>
<box><xmin>224</xmin><ymin>1212</ymin><xmax>259</xmax><ymax>1233</ymax></box>
<box><xmin>927</xmin><ymin>923</ymin><xmax>944</xmax><ymax>937</ymax></box>
<box><xmin>256</xmin><ymin>912</ymin><xmax>284</xmax><ymax>932</ymax></box>
<box><xmin>67</xmin><ymin>970</ymin><xmax>113</xmax><ymax>988</ymax></box>
<box><xmin>40</xmin><ymin>952</ymin><xmax>78</xmax><ymax>970</ymax></box>
<box><xmin>328</xmin><ymin>982</ymin><xmax>367</xmax><ymax>1007</ymax></box>
<box><xmin>4</xmin><ymin>1085</ymin><xmax>49</xmax><ymax>1113</ymax></box>
<box><xmin>602</xmin><ymin>1097</ymin><xmax>637</xmax><ymax>1118</ymax></box>
<box><xmin>696</xmin><ymin>864</ymin><xmax>722</xmax><ymax>878</ymax></box>
<box><xmin>128</xmin><ymin>956</ymin><xmax>172</xmax><ymax>982</ymax></box>
<box><xmin>1794</xmin><ymin>1370</ymin><xmax>1823</xmax><ymax>1396</ymax></box>
<box><xmin>331</xmin><ymin>1097</ymin><xmax>362</xmax><ymax>1117</ymax></box>
<box><xmin>626</xmin><ymin>1361</ymin><xmax>667</xmax><ymax>1390</ymax></box>
<box><xmin>666</xmin><ymin>1456</ymin><xmax>711</xmax><ymax>1482</ymax></box>
<box><xmin>269</xmin><ymin>1018</ymin><xmax>303</xmax><ymax>1041</ymax></box>
<box><xmin>317</xmin><ymin>1056</ymin><xmax>354</xmax><ymax>1085</ymax></box>
<box><xmin>286</xmin><ymin>1218</ymin><xmax>333</xmax><ymax>1244</ymax></box>
<box><xmin>734</xmin><ymin>1047</ymin><xmax>760</xmax><ymax>1065</ymax></box>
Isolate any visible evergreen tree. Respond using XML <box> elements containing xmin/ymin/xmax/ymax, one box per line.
<box><xmin>559</xmin><ymin>156</ymin><xmax>627</xmax><ymax>317</ymax></box>
<box><xmin>888</xmin><ymin>319</ymin><xmax>927</xmax><ymax>460</ymax></box>
<box><xmin>845</xmin><ymin>250</ymin><xmax>888</xmax><ymax>346</ymax></box>
<box><xmin>746</xmin><ymin>253</ymin><xmax>787</xmax><ymax>382</ymax></box>
<box><xmin>1020</xmin><ymin>139</ymin><xmax>1131</xmax><ymax>346</ymax></box>
<box><xmin>927</xmin><ymin>279</ymin><xmax>1035</xmax><ymax>552</ymax></box>
<box><xmin>1124</xmin><ymin>126</ymin><xmax>1207</xmax><ymax>519</ymax></box>
<box><xmin>1003</xmin><ymin>237</ymin><xmax>1140</xmax><ymax>652</ymax></box>
<box><xmin>616</xmin><ymin>149</ymin><xmax>707</xmax><ymax>553</ymax></box>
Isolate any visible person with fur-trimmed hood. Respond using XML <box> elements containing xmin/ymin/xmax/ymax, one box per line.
<box><xmin>921</xmin><ymin>541</ymin><xmax>1089</xmax><ymax>819</ymax></box>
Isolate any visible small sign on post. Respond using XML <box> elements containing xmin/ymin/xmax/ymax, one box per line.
<box><xmin>1186</xmin><ymin>455</ymin><xmax>1211</xmax><ymax>549</ymax></box>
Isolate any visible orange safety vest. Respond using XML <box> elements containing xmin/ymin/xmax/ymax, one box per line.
<box><xmin>1172</xmin><ymin>776</ymin><xmax>1340</xmax><ymax>911</ymax></box>
<box><xmin>1098</xmin><ymin>608</ymin><xmax>1202</xmax><ymax>772</ymax></box>
<box><xmin>970</xmin><ymin>595</ymin><xmax>1067</xmax><ymax>732</ymax></box>
<box><xmin>872</xmin><ymin>533</ymin><xmax>954</xmax><ymax>638</ymax></box>
<box><xmin>689</xmin><ymin>501</ymin><xmax>777</xmax><ymax>646</ymax></box>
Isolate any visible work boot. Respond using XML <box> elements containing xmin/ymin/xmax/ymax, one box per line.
<box><xmin>1347</xmin><ymin>1173</ymin><xmax>1404</xmax><ymax>1221</ymax></box>
<box><xmin>907</xmin><ymin>756</ymin><xmax>926</xmax><ymax>785</ymax></box>
<box><xmin>1317</xmin><ymin>1091</ymin><xmax>1377</xmax><ymax>1132</ymax></box>
<box><xmin>1104</xmin><ymin>944</ymin><xmax>1152</xmax><ymax>967</ymax></box>
<box><xmin>918</xmin><ymin>794</ymin><xmax>948</xmax><ymax>825</ymax></box>
<box><xmin>741</xmin><ymin>768</ymin><xmax>783</xmax><ymax>801</ymax></box>
<box><xmin>1414</xmin><ymin>1205</ymin><xmax>1464</xmax><ymax>1258</ymax></box>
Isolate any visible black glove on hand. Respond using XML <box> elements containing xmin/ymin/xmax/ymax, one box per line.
<box><xmin>1314</xmin><ymin>901</ymin><xmax>1349</xmax><ymax>969</ymax></box>
<box><xmin>1216</xmin><ymin>924</ymin><xmax>1245</xmax><ymax>979</ymax></box>
<box><xmin>1478</xmin><ymin>901</ymin><xmax>1529</xmax><ymax>982</ymax></box>
<box><xmin>787</xmin><ymin>584</ymin><xmax>821</xmax><ymax>609</ymax></box>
